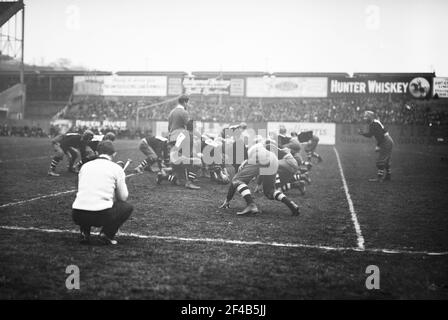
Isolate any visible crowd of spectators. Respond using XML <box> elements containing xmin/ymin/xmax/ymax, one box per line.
<box><xmin>61</xmin><ymin>96</ymin><xmax>448</xmax><ymax>126</ymax></box>
<box><xmin>0</xmin><ymin>124</ymin><xmax>47</xmax><ymax>137</ymax></box>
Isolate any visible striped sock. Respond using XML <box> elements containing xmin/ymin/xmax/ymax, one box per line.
<box><xmin>275</xmin><ymin>174</ymin><xmax>282</xmax><ymax>189</ymax></box>
<box><xmin>273</xmin><ymin>190</ymin><xmax>299</xmax><ymax>213</ymax></box>
<box><xmin>168</xmin><ymin>174</ymin><xmax>177</xmax><ymax>184</ymax></box>
<box><xmin>188</xmin><ymin>171</ymin><xmax>197</xmax><ymax>181</ymax></box>
<box><xmin>236</xmin><ymin>183</ymin><xmax>253</xmax><ymax>205</ymax></box>
<box><xmin>138</xmin><ymin>160</ymin><xmax>148</xmax><ymax>169</ymax></box>
<box><xmin>50</xmin><ymin>158</ymin><xmax>60</xmax><ymax>171</ymax></box>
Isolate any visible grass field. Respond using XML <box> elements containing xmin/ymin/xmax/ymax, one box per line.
<box><xmin>0</xmin><ymin>136</ymin><xmax>448</xmax><ymax>299</ymax></box>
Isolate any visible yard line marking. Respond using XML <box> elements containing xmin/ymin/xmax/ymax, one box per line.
<box><xmin>333</xmin><ymin>146</ymin><xmax>365</xmax><ymax>250</ymax></box>
<box><xmin>0</xmin><ymin>190</ymin><xmax>77</xmax><ymax>209</ymax></box>
<box><xmin>0</xmin><ymin>147</ymin><xmax>138</xmax><ymax>164</ymax></box>
<box><xmin>0</xmin><ymin>173</ymin><xmax>139</xmax><ymax>209</ymax></box>
<box><xmin>1</xmin><ymin>225</ymin><xmax>447</xmax><ymax>256</ymax></box>
<box><xmin>0</xmin><ymin>156</ymin><xmax>48</xmax><ymax>163</ymax></box>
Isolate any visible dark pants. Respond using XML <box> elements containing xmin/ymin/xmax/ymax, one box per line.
<box><xmin>72</xmin><ymin>201</ymin><xmax>133</xmax><ymax>239</ymax></box>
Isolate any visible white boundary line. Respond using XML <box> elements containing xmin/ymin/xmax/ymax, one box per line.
<box><xmin>0</xmin><ymin>225</ymin><xmax>447</xmax><ymax>256</ymax></box>
<box><xmin>333</xmin><ymin>146</ymin><xmax>366</xmax><ymax>250</ymax></box>
<box><xmin>0</xmin><ymin>173</ymin><xmax>139</xmax><ymax>209</ymax></box>
<box><xmin>0</xmin><ymin>156</ymin><xmax>48</xmax><ymax>164</ymax></box>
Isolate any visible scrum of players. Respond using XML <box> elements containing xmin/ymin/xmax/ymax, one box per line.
<box><xmin>47</xmin><ymin>99</ymin><xmax>322</xmax><ymax>217</ymax></box>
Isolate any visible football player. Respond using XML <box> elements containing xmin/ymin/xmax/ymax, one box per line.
<box><xmin>292</xmin><ymin>130</ymin><xmax>322</xmax><ymax>163</ymax></box>
<box><xmin>200</xmin><ymin>134</ymin><xmax>230</xmax><ymax>184</ymax></box>
<box><xmin>74</xmin><ymin>131</ymin><xmax>116</xmax><ymax>171</ymax></box>
<box><xmin>359</xmin><ymin>110</ymin><xmax>394</xmax><ymax>181</ymax></box>
<box><xmin>134</xmin><ymin>129</ymin><xmax>169</xmax><ymax>173</ymax></box>
<box><xmin>219</xmin><ymin>139</ymin><xmax>300</xmax><ymax>216</ymax></box>
<box><xmin>48</xmin><ymin>130</ymin><xmax>94</xmax><ymax>176</ymax></box>
<box><xmin>255</xmin><ymin>139</ymin><xmax>308</xmax><ymax>195</ymax></box>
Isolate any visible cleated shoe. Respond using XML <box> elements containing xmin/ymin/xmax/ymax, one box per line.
<box><xmin>47</xmin><ymin>170</ymin><xmax>60</xmax><ymax>177</ymax></box>
<box><xmin>99</xmin><ymin>233</ymin><xmax>118</xmax><ymax>245</ymax></box>
<box><xmin>134</xmin><ymin>166</ymin><xmax>144</xmax><ymax>174</ymax></box>
<box><xmin>79</xmin><ymin>231</ymin><xmax>90</xmax><ymax>245</ymax></box>
<box><xmin>237</xmin><ymin>203</ymin><xmax>259</xmax><ymax>215</ymax></box>
<box><xmin>185</xmin><ymin>181</ymin><xmax>200</xmax><ymax>190</ymax></box>
<box><xmin>290</xmin><ymin>202</ymin><xmax>300</xmax><ymax>216</ymax></box>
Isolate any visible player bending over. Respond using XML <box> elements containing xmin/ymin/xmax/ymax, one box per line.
<box><xmin>255</xmin><ymin>139</ymin><xmax>308</xmax><ymax>195</ymax></box>
<box><xmin>219</xmin><ymin>139</ymin><xmax>300</xmax><ymax>216</ymax></box>
<box><xmin>74</xmin><ymin>132</ymin><xmax>116</xmax><ymax>171</ymax></box>
<box><xmin>134</xmin><ymin>129</ymin><xmax>169</xmax><ymax>173</ymax></box>
<box><xmin>48</xmin><ymin>130</ymin><xmax>94</xmax><ymax>176</ymax></box>
<box><xmin>359</xmin><ymin>110</ymin><xmax>394</xmax><ymax>182</ymax></box>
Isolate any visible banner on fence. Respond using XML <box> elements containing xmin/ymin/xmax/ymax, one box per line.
<box><xmin>328</xmin><ymin>75</ymin><xmax>434</xmax><ymax>99</ymax></box>
<box><xmin>183</xmin><ymin>78</ymin><xmax>231</xmax><ymax>95</ymax></box>
<box><xmin>246</xmin><ymin>77</ymin><xmax>328</xmax><ymax>98</ymax></box>
<box><xmin>73</xmin><ymin>76</ymin><xmax>167</xmax><ymax>97</ymax></box>
<box><xmin>433</xmin><ymin>77</ymin><xmax>448</xmax><ymax>98</ymax></box>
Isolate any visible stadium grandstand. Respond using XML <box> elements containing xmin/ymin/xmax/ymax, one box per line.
<box><xmin>0</xmin><ymin>2</ymin><xmax>447</xmax><ymax>139</ymax></box>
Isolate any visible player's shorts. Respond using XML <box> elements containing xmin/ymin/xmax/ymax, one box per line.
<box><xmin>376</xmin><ymin>134</ymin><xmax>394</xmax><ymax>168</ymax></box>
<box><xmin>233</xmin><ymin>162</ymin><xmax>276</xmax><ymax>199</ymax></box>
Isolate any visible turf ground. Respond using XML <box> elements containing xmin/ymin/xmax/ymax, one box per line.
<box><xmin>0</xmin><ymin>136</ymin><xmax>448</xmax><ymax>299</ymax></box>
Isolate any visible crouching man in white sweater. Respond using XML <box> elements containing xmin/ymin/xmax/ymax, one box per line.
<box><xmin>72</xmin><ymin>140</ymin><xmax>133</xmax><ymax>245</ymax></box>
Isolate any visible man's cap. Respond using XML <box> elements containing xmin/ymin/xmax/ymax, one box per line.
<box><xmin>97</xmin><ymin>140</ymin><xmax>115</xmax><ymax>155</ymax></box>
<box><xmin>239</xmin><ymin>122</ymin><xmax>247</xmax><ymax>129</ymax></box>
<box><xmin>178</xmin><ymin>94</ymin><xmax>189</xmax><ymax>104</ymax></box>
<box><xmin>364</xmin><ymin>111</ymin><xmax>375</xmax><ymax>118</ymax></box>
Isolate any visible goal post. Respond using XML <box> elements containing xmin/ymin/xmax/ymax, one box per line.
<box><xmin>135</xmin><ymin>95</ymin><xmax>182</xmax><ymax>128</ymax></box>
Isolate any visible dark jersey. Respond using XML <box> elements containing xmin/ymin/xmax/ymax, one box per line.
<box><xmin>297</xmin><ymin>131</ymin><xmax>313</xmax><ymax>143</ymax></box>
<box><xmin>60</xmin><ymin>133</ymin><xmax>83</xmax><ymax>151</ymax></box>
<box><xmin>278</xmin><ymin>134</ymin><xmax>291</xmax><ymax>148</ymax></box>
<box><xmin>145</xmin><ymin>136</ymin><xmax>168</xmax><ymax>158</ymax></box>
<box><xmin>362</xmin><ymin>120</ymin><xmax>388</xmax><ymax>145</ymax></box>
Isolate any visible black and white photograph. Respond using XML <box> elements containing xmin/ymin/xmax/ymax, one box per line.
<box><xmin>0</xmin><ymin>0</ymin><xmax>447</xmax><ymax>303</ymax></box>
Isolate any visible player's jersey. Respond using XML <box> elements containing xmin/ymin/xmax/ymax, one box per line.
<box><xmin>283</xmin><ymin>137</ymin><xmax>301</xmax><ymax>154</ymax></box>
<box><xmin>362</xmin><ymin>119</ymin><xmax>388</xmax><ymax>145</ymax></box>
<box><xmin>248</xmin><ymin>143</ymin><xmax>278</xmax><ymax>168</ymax></box>
<box><xmin>60</xmin><ymin>133</ymin><xmax>84</xmax><ymax>151</ymax></box>
<box><xmin>297</xmin><ymin>131</ymin><xmax>313</xmax><ymax>143</ymax></box>
<box><xmin>143</xmin><ymin>135</ymin><xmax>168</xmax><ymax>157</ymax></box>
<box><xmin>278</xmin><ymin>134</ymin><xmax>291</xmax><ymax>147</ymax></box>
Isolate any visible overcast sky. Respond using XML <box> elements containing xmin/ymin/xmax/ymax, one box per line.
<box><xmin>21</xmin><ymin>0</ymin><xmax>448</xmax><ymax>75</ymax></box>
